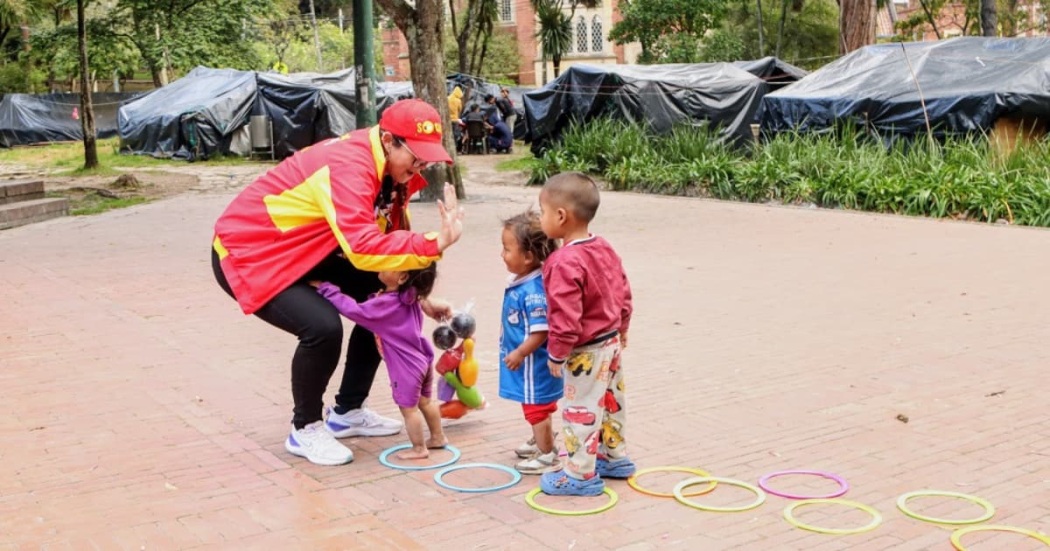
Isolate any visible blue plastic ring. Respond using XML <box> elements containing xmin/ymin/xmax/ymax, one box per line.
<box><xmin>433</xmin><ymin>462</ymin><xmax>522</xmax><ymax>493</ymax></box>
<box><xmin>378</xmin><ymin>444</ymin><xmax>461</xmax><ymax>471</ymax></box>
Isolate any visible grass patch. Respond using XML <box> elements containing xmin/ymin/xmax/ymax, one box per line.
<box><xmin>0</xmin><ymin>138</ymin><xmax>249</xmax><ymax>171</ymax></box>
<box><xmin>531</xmin><ymin>118</ymin><xmax>1050</xmax><ymax>227</ymax></box>
<box><xmin>495</xmin><ymin>155</ymin><xmax>539</xmax><ymax>172</ymax></box>
<box><xmin>69</xmin><ymin>195</ymin><xmax>150</xmax><ymax>216</ymax></box>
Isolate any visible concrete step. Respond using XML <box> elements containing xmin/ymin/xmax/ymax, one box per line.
<box><xmin>0</xmin><ymin>179</ymin><xmax>45</xmax><ymax>205</ymax></box>
<box><xmin>0</xmin><ymin>197</ymin><xmax>69</xmax><ymax>230</ymax></box>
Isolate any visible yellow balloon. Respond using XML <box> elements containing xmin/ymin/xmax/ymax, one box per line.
<box><xmin>459</xmin><ymin>338</ymin><xmax>478</xmax><ymax>387</ymax></box>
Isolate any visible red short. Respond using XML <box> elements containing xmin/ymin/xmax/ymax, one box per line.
<box><xmin>522</xmin><ymin>401</ymin><xmax>559</xmax><ymax>426</ymax></box>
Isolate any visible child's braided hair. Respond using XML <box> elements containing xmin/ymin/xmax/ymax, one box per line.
<box><xmin>502</xmin><ymin>209</ymin><xmax>558</xmax><ymax>265</ymax></box>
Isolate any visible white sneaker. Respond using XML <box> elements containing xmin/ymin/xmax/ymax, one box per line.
<box><xmin>325</xmin><ymin>405</ymin><xmax>403</xmax><ymax>438</ymax></box>
<box><xmin>515</xmin><ymin>448</ymin><xmax>561</xmax><ymax>475</ymax></box>
<box><xmin>515</xmin><ymin>437</ymin><xmax>539</xmax><ymax>458</ymax></box>
<box><xmin>285</xmin><ymin>421</ymin><xmax>354</xmax><ymax>465</ymax></box>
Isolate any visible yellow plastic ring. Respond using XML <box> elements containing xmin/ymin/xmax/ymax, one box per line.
<box><xmin>627</xmin><ymin>466</ymin><xmax>716</xmax><ymax>498</ymax></box>
<box><xmin>672</xmin><ymin>476</ymin><xmax>766</xmax><ymax>513</ymax></box>
<box><xmin>783</xmin><ymin>498</ymin><xmax>882</xmax><ymax>535</ymax></box>
<box><xmin>897</xmin><ymin>490</ymin><xmax>995</xmax><ymax>525</ymax></box>
<box><xmin>524</xmin><ymin>487</ymin><xmax>618</xmax><ymax>516</ymax></box>
<box><xmin>950</xmin><ymin>525</ymin><xmax>1050</xmax><ymax>550</ymax></box>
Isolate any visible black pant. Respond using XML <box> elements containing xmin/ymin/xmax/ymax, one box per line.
<box><xmin>212</xmin><ymin>248</ymin><xmax>382</xmax><ymax>428</ymax></box>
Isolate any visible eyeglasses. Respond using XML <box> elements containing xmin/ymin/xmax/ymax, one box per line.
<box><xmin>399</xmin><ymin>140</ymin><xmax>437</xmax><ymax>170</ymax></box>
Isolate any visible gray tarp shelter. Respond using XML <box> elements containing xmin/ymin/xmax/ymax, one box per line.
<box><xmin>119</xmin><ymin>67</ymin><xmax>256</xmax><ymax>160</ymax></box>
<box><xmin>0</xmin><ymin>92</ymin><xmax>141</xmax><ymax>148</ymax></box>
<box><xmin>522</xmin><ymin>63</ymin><xmax>770</xmax><ymax>154</ymax></box>
<box><xmin>760</xmin><ymin>37</ymin><xmax>1050</xmax><ymax>138</ymax></box>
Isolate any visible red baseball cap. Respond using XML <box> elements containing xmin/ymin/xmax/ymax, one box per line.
<box><xmin>380</xmin><ymin>99</ymin><xmax>454</xmax><ymax>165</ymax></box>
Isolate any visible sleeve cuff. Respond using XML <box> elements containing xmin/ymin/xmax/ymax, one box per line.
<box><xmin>529</xmin><ymin>324</ymin><xmax>549</xmax><ymax>333</ymax></box>
<box><xmin>548</xmin><ymin>355</ymin><xmax>567</xmax><ymax>364</ymax></box>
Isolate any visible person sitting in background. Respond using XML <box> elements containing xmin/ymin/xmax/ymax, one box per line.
<box><xmin>487</xmin><ymin>109</ymin><xmax>513</xmax><ymax>153</ymax></box>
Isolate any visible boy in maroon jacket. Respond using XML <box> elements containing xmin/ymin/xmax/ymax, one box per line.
<box><xmin>536</xmin><ymin>172</ymin><xmax>634</xmax><ymax>497</ymax></box>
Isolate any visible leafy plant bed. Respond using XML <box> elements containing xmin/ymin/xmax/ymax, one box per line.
<box><xmin>529</xmin><ymin>119</ymin><xmax>1050</xmax><ymax>227</ymax></box>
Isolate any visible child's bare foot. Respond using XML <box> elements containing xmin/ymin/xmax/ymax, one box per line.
<box><xmin>395</xmin><ymin>446</ymin><xmax>430</xmax><ymax>460</ymax></box>
<box><xmin>426</xmin><ymin>434</ymin><xmax>448</xmax><ymax>449</ymax></box>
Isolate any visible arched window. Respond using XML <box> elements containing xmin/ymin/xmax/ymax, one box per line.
<box><xmin>591</xmin><ymin>16</ymin><xmax>603</xmax><ymax>52</ymax></box>
<box><xmin>576</xmin><ymin>16</ymin><xmax>588</xmax><ymax>53</ymax></box>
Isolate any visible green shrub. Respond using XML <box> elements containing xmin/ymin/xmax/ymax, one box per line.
<box><xmin>529</xmin><ymin>118</ymin><xmax>1050</xmax><ymax>227</ymax></box>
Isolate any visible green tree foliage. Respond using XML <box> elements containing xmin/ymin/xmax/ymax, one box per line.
<box><xmin>104</xmin><ymin>0</ymin><xmax>282</xmax><ymax>85</ymax></box>
<box><xmin>444</xmin><ymin>25</ymin><xmax>518</xmax><ymax>82</ymax></box>
<box><xmin>705</xmin><ymin>0</ymin><xmax>837</xmax><ymax>68</ymax></box>
<box><xmin>609</xmin><ymin>0</ymin><xmax>728</xmax><ymax>63</ymax></box>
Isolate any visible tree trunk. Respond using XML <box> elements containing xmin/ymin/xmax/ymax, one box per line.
<box><xmin>839</xmin><ymin>0</ymin><xmax>876</xmax><ymax>54</ymax></box>
<box><xmin>916</xmin><ymin>0</ymin><xmax>942</xmax><ymax>39</ymax></box>
<box><xmin>776</xmin><ymin>0</ymin><xmax>789</xmax><ymax>58</ymax></box>
<box><xmin>476</xmin><ymin>29</ymin><xmax>492</xmax><ymax>77</ymax></box>
<box><xmin>77</xmin><ymin>0</ymin><xmax>98</xmax><ymax>170</ymax></box>
<box><xmin>981</xmin><ymin>0</ymin><xmax>997</xmax><ymax>36</ymax></box>
<box><xmin>377</xmin><ymin>0</ymin><xmax>464</xmax><ymax>200</ymax></box>
<box><xmin>756</xmin><ymin>0</ymin><xmax>765</xmax><ymax>57</ymax></box>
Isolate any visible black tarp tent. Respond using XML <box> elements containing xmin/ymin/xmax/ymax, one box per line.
<box><xmin>522</xmin><ymin>63</ymin><xmax>769</xmax><ymax>153</ymax></box>
<box><xmin>119</xmin><ymin>67</ymin><xmax>256</xmax><ymax>160</ymax></box>
<box><xmin>256</xmin><ymin>69</ymin><xmax>359</xmax><ymax>159</ymax></box>
<box><xmin>0</xmin><ymin>92</ymin><xmax>141</xmax><ymax>148</ymax></box>
<box><xmin>760</xmin><ymin>37</ymin><xmax>1050</xmax><ymax>138</ymax></box>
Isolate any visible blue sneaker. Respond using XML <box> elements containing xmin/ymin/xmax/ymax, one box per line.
<box><xmin>540</xmin><ymin>470</ymin><xmax>605</xmax><ymax>496</ymax></box>
<box><xmin>596</xmin><ymin>456</ymin><xmax>636</xmax><ymax>479</ymax></box>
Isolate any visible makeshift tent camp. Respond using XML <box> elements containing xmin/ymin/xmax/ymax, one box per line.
<box><xmin>119</xmin><ymin>67</ymin><xmax>256</xmax><ymax>160</ymax></box>
<box><xmin>760</xmin><ymin>37</ymin><xmax>1050</xmax><ymax>138</ymax></box>
<box><xmin>0</xmin><ymin>92</ymin><xmax>140</xmax><ymax>148</ymax></box>
<box><xmin>523</xmin><ymin>63</ymin><xmax>769</xmax><ymax>153</ymax></box>
<box><xmin>120</xmin><ymin>68</ymin><xmax>518</xmax><ymax>160</ymax></box>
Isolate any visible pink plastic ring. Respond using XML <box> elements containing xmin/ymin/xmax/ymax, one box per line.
<box><xmin>758</xmin><ymin>470</ymin><xmax>849</xmax><ymax>500</ymax></box>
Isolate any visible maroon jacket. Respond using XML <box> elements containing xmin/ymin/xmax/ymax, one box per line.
<box><xmin>542</xmin><ymin>235</ymin><xmax>633</xmax><ymax>362</ymax></box>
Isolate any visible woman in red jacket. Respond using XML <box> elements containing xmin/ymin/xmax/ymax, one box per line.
<box><xmin>211</xmin><ymin>99</ymin><xmax>464</xmax><ymax>466</ymax></box>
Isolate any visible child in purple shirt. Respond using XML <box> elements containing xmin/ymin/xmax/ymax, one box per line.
<box><xmin>313</xmin><ymin>264</ymin><xmax>447</xmax><ymax>460</ymax></box>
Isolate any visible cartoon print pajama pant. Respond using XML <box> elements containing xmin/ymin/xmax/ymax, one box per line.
<box><xmin>560</xmin><ymin>333</ymin><xmax>626</xmax><ymax>480</ymax></box>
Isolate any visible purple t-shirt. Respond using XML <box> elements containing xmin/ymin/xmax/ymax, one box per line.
<box><xmin>317</xmin><ymin>283</ymin><xmax>435</xmax><ymax>408</ymax></box>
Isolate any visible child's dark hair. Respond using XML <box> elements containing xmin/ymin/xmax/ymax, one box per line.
<box><xmin>399</xmin><ymin>263</ymin><xmax>437</xmax><ymax>300</ymax></box>
<box><xmin>542</xmin><ymin>171</ymin><xmax>600</xmax><ymax>223</ymax></box>
<box><xmin>503</xmin><ymin>209</ymin><xmax>558</xmax><ymax>264</ymax></box>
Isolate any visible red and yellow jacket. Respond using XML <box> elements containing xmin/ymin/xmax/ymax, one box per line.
<box><xmin>213</xmin><ymin>126</ymin><xmax>440</xmax><ymax>314</ymax></box>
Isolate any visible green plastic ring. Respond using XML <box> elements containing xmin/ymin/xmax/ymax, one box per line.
<box><xmin>783</xmin><ymin>498</ymin><xmax>882</xmax><ymax>535</ymax></box>
<box><xmin>950</xmin><ymin>525</ymin><xmax>1050</xmax><ymax>550</ymax></box>
<box><xmin>896</xmin><ymin>490</ymin><xmax>994</xmax><ymax>525</ymax></box>
<box><xmin>524</xmin><ymin>487</ymin><xmax>618</xmax><ymax>516</ymax></box>
<box><xmin>672</xmin><ymin>476</ymin><xmax>766</xmax><ymax>513</ymax></box>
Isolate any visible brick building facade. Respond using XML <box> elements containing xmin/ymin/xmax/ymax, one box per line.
<box><xmin>878</xmin><ymin>1</ymin><xmax>1049</xmax><ymax>40</ymax></box>
<box><xmin>381</xmin><ymin>0</ymin><xmax>641</xmax><ymax>85</ymax></box>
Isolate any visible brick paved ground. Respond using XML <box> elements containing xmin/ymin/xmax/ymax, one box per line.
<box><xmin>2</xmin><ymin>156</ymin><xmax>1049</xmax><ymax>550</ymax></box>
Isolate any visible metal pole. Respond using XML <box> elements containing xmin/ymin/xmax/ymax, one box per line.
<box><xmin>308</xmin><ymin>0</ymin><xmax>323</xmax><ymax>71</ymax></box>
<box><xmin>353</xmin><ymin>0</ymin><xmax>377</xmax><ymax>128</ymax></box>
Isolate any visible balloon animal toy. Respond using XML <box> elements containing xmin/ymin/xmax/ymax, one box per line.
<box><xmin>432</xmin><ymin>306</ymin><xmax>486</xmax><ymax>420</ymax></box>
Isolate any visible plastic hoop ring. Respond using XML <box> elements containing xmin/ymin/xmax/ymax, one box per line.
<box><xmin>950</xmin><ymin>525</ymin><xmax>1050</xmax><ymax>550</ymax></box>
<box><xmin>783</xmin><ymin>498</ymin><xmax>883</xmax><ymax>535</ymax></box>
<box><xmin>378</xmin><ymin>444</ymin><xmax>461</xmax><ymax>471</ymax></box>
<box><xmin>433</xmin><ymin>462</ymin><xmax>522</xmax><ymax>493</ymax></box>
<box><xmin>627</xmin><ymin>466</ymin><xmax>716</xmax><ymax>498</ymax></box>
<box><xmin>758</xmin><ymin>470</ymin><xmax>849</xmax><ymax>500</ymax></box>
<box><xmin>524</xmin><ymin>487</ymin><xmax>618</xmax><ymax>516</ymax></box>
<box><xmin>896</xmin><ymin>490</ymin><xmax>995</xmax><ymax>525</ymax></box>
<box><xmin>672</xmin><ymin>476</ymin><xmax>767</xmax><ymax>513</ymax></box>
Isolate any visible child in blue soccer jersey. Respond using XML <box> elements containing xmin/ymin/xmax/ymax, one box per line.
<box><xmin>499</xmin><ymin>210</ymin><xmax>562</xmax><ymax>474</ymax></box>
